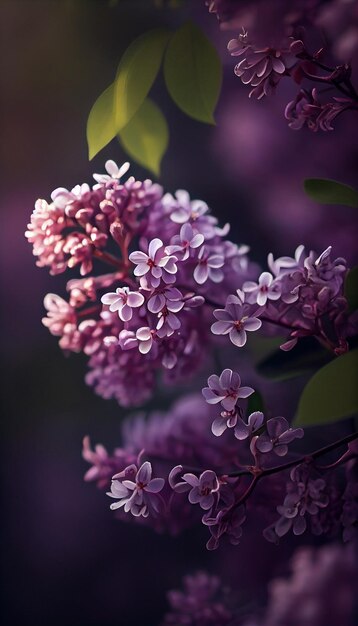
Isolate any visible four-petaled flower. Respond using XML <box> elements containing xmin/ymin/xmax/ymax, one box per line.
<box><xmin>202</xmin><ymin>368</ymin><xmax>254</xmax><ymax>412</ymax></box>
<box><xmin>194</xmin><ymin>246</ymin><xmax>224</xmax><ymax>285</ymax></box>
<box><xmin>211</xmin><ymin>294</ymin><xmax>262</xmax><ymax>347</ymax></box>
<box><xmin>101</xmin><ymin>287</ymin><xmax>144</xmax><ymax>321</ymax></box>
<box><xmin>234</xmin><ymin>411</ymin><xmax>265</xmax><ymax>440</ymax></box>
<box><xmin>167</xmin><ymin>223</ymin><xmax>204</xmax><ymax>260</ymax></box>
<box><xmin>106</xmin><ymin>461</ymin><xmax>164</xmax><ymax>518</ymax></box>
<box><xmin>255</xmin><ymin>417</ymin><xmax>304</xmax><ymax>457</ymax></box>
<box><xmin>129</xmin><ymin>238</ymin><xmax>178</xmax><ymax>288</ymax></box>
<box><xmin>243</xmin><ymin>272</ymin><xmax>282</xmax><ymax>306</ymax></box>
<box><xmin>170</xmin><ymin>467</ymin><xmax>220</xmax><ymax>511</ymax></box>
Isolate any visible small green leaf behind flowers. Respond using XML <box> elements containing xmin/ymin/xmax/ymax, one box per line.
<box><xmin>344</xmin><ymin>266</ymin><xmax>358</xmax><ymax>313</ymax></box>
<box><xmin>87</xmin><ymin>83</ymin><xmax>117</xmax><ymax>161</ymax></box>
<box><xmin>295</xmin><ymin>348</ymin><xmax>358</xmax><ymax>426</ymax></box>
<box><xmin>304</xmin><ymin>178</ymin><xmax>358</xmax><ymax>208</ymax></box>
<box><xmin>113</xmin><ymin>28</ymin><xmax>171</xmax><ymax>132</ymax></box>
<box><xmin>164</xmin><ymin>20</ymin><xmax>222</xmax><ymax>124</ymax></box>
<box><xmin>118</xmin><ymin>98</ymin><xmax>169</xmax><ymax>177</ymax></box>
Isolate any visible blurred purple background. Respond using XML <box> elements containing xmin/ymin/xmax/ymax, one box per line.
<box><xmin>1</xmin><ymin>2</ymin><xmax>357</xmax><ymax>625</ymax></box>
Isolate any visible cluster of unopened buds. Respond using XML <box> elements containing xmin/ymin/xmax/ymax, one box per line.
<box><xmin>228</xmin><ymin>28</ymin><xmax>358</xmax><ymax>131</ymax></box>
<box><xmin>26</xmin><ymin>161</ymin><xmax>356</xmax><ymax>407</ymax></box>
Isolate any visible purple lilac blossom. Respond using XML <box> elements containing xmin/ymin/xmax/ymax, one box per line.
<box><xmin>106</xmin><ymin>461</ymin><xmax>165</xmax><ymax>518</ymax></box>
<box><xmin>216</xmin><ymin>245</ymin><xmax>355</xmax><ymax>353</ymax></box>
<box><xmin>228</xmin><ymin>34</ymin><xmax>295</xmax><ymax>99</ymax></box>
<box><xmin>264</xmin><ymin>463</ymin><xmax>329</xmax><ymax>541</ymax></box>
<box><xmin>27</xmin><ymin>160</ymin><xmax>256</xmax><ymax>407</ymax></box>
<box><xmin>202</xmin><ymin>368</ymin><xmax>254</xmax><ymax>411</ymax></box>
<box><xmin>254</xmin><ymin>417</ymin><xmax>304</xmax><ymax>456</ymax></box>
<box><xmin>211</xmin><ymin>294</ymin><xmax>262</xmax><ymax>347</ymax></box>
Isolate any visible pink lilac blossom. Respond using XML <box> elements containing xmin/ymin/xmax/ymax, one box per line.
<box><xmin>28</xmin><ymin>160</ymin><xmax>256</xmax><ymax>407</ymax></box>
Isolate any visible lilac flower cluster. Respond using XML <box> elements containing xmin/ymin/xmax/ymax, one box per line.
<box><xmin>161</xmin><ymin>571</ymin><xmax>233</xmax><ymax>626</ymax></box>
<box><xmin>242</xmin><ymin>543</ymin><xmax>358</xmax><ymax>626</ymax></box>
<box><xmin>264</xmin><ymin>463</ymin><xmax>329</xmax><ymax>541</ymax></box>
<box><xmin>26</xmin><ymin>161</ymin><xmax>256</xmax><ymax>406</ymax></box>
<box><xmin>84</xmin><ymin>377</ymin><xmax>357</xmax><ymax>549</ymax></box>
<box><xmin>211</xmin><ymin>245</ymin><xmax>356</xmax><ymax>354</ymax></box>
<box><xmin>225</xmin><ymin>8</ymin><xmax>358</xmax><ymax>131</ymax></box>
<box><xmin>161</xmin><ymin>543</ymin><xmax>357</xmax><ymax>626</ymax></box>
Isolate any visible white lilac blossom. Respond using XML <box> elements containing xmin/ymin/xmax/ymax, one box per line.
<box><xmin>28</xmin><ymin>160</ymin><xmax>256</xmax><ymax>407</ymax></box>
<box><xmin>106</xmin><ymin>461</ymin><xmax>165</xmax><ymax>518</ymax></box>
<box><xmin>211</xmin><ymin>294</ymin><xmax>262</xmax><ymax>347</ymax></box>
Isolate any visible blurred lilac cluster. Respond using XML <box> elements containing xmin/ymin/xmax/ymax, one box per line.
<box><xmin>161</xmin><ymin>570</ymin><xmax>233</xmax><ymax>626</ymax></box>
<box><xmin>165</xmin><ymin>542</ymin><xmax>357</xmax><ymax>626</ymax></box>
<box><xmin>26</xmin><ymin>160</ymin><xmax>255</xmax><ymax>406</ymax></box>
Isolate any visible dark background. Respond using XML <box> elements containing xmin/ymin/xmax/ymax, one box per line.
<box><xmin>1</xmin><ymin>2</ymin><xmax>357</xmax><ymax>625</ymax></box>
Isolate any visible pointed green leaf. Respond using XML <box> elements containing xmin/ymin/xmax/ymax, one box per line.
<box><xmin>114</xmin><ymin>28</ymin><xmax>170</xmax><ymax>131</ymax></box>
<box><xmin>118</xmin><ymin>98</ymin><xmax>169</xmax><ymax>176</ymax></box>
<box><xmin>345</xmin><ymin>266</ymin><xmax>358</xmax><ymax>313</ymax></box>
<box><xmin>256</xmin><ymin>337</ymin><xmax>332</xmax><ymax>381</ymax></box>
<box><xmin>164</xmin><ymin>21</ymin><xmax>222</xmax><ymax>124</ymax></box>
<box><xmin>295</xmin><ymin>349</ymin><xmax>358</xmax><ymax>426</ymax></box>
<box><xmin>304</xmin><ymin>178</ymin><xmax>358</xmax><ymax>208</ymax></box>
<box><xmin>247</xmin><ymin>391</ymin><xmax>265</xmax><ymax>414</ymax></box>
<box><xmin>87</xmin><ymin>83</ymin><xmax>116</xmax><ymax>160</ymax></box>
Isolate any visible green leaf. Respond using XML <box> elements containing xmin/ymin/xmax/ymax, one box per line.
<box><xmin>247</xmin><ymin>391</ymin><xmax>265</xmax><ymax>414</ymax></box>
<box><xmin>87</xmin><ymin>83</ymin><xmax>117</xmax><ymax>160</ymax></box>
<box><xmin>304</xmin><ymin>178</ymin><xmax>358</xmax><ymax>208</ymax></box>
<box><xmin>345</xmin><ymin>266</ymin><xmax>358</xmax><ymax>313</ymax></box>
<box><xmin>114</xmin><ymin>28</ymin><xmax>170</xmax><ymax>131</ymax></box>
<box><xmin>163</xmin><ymin>21</ymin><xmax>222</xmax><ymax>124</ymax></box>
<box><xmin>256</xmin><ymin>337</ymin><xmax>332</xmax><ymax>381</ymax></box>
<box><xmin>118</xmin><ymin>98</ymin><xmax>169</xmax><ymax>176</ymax></box>
<box><xmin>295</xmin><ymin>348</ymin><xmax>358</xmax><ymax>426</ymax></box>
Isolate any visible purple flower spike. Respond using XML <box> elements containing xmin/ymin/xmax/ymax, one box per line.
<box><xmin>234</xmin><ymin>411</ymin><xmax>265</xmax><ymax>441</ymax></box>
<box><xmin>211</xmin><ymin>295</ymin><xmax>262</xmax><ymax>347</ymax></box>
<box><xmin>202</xmin><ymin>368</ymin><xmax>254</xmax><ymax>412</ymax></box>
<box><xmin>243</xmin><ymin>271</ymin><xmax>282</xmax><ymax>306</ymax></box>
<box><xmin>106</xmin><ymin>461</ymin><xmax>165</xmax><ymax>518</ymax></box>
<box><xmin>129</xmin><ymin>238</ymin><xmax>178</xmax><ymax>288</ymax></box>
<box><xmin>101</xmin><ymin>286</ymin><xmax>144</xmax><ymax>321</ymax></box>
<box><xmin>256</xmin><ymin>417</ymin><xmax>304</xmax><ymax>456</ymax></box>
